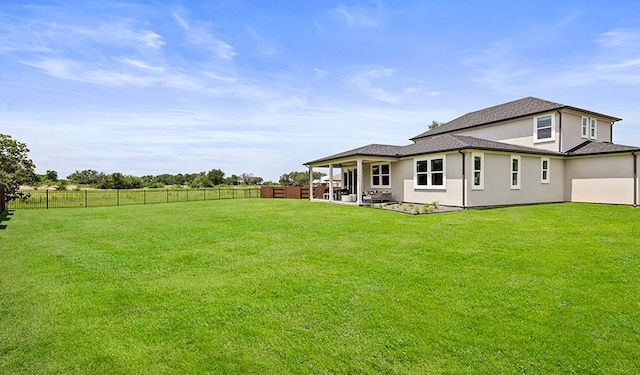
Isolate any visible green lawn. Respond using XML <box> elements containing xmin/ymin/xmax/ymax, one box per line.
<box><xmin>1</xmin><ymin>200</ymin><xmax>639</xmax><ymax>374</ymax></box>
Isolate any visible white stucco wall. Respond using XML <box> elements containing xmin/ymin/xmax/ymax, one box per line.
<box><xmin>565</xmin><ymin>154</ymin><xmax>637</xmax><ymax>205</ymax></box>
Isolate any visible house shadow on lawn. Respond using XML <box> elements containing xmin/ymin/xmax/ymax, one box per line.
<box><xmin>0</xmin><ymin>210</ymin><xmax>13</xmax><ymax>230</ymax></box>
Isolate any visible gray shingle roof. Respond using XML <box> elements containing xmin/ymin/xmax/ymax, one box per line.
<box><xmin>401</xmin><ymin>135</ymin><xmax>561</xmax><ymax>157</ymax></box>
<box><xmin>566</xmin><ymin>141</ymin><xmax>640</xmax><ymax>155</ymax></box>
<box><xmin>411</xmin><ymin>97</ymin><xmax>622</xmax><ymax>140</ymax></box>
<box><xmin>305</xmin><ymin>135</ymin><xmax>561</xmax><ymax>165</ymax></box>
<box><xmin>305</xmin><ymin>144</ymin><xmax>405</xmax><ymax>165</ymax></box>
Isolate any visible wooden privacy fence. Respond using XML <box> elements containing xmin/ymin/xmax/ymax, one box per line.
<box><xmin>261</xmin><ymin>186</ymin><xmax>324</xmax><ymax>199</ymax></box>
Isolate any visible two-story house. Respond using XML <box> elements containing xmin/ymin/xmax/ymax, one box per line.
<box><xmin>304</xmin><ymin>97</ymin><xmax>640</xmax><ymax>207</ymax></box>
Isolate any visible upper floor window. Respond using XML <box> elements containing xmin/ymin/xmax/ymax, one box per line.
<box><xmin>371</xmin><ymin>163</ymin><xmax>390</xmax><ymax>187</ymax></box>
<box><xmin>415</xmin><ymin>156</ymin><xmax>446</xmax><ymax>189</ymax></box>
<box><xmin>582</xmin><ymin>117</ymin><xmax>597</xmax><ymax>140</ymax></box>
<box><xmin>472</xmin><ymin>152</ymin><xmax>484</xmax><ymax>190</ymax></box>
<box><xmin>533</xmin><ymin>114</ymin><xmax>555</xmax><ymax>143</ymax></box>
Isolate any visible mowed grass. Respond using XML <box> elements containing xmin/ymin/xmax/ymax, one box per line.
<box><xmin>1</xmin><ymin>200</ymin><xmax>639</xmax><ymax>374</ymax></box>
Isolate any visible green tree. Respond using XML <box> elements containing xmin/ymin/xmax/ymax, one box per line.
<box><xmin>279</xmin><ymin>171</ymin><xmax>324</xmax><ymax>186</ymax></box>
<box><xmin>429</xmin><ymin>120</ymin><xmax>442</xmax><ymax>130</ymax></box>
<box><xmin>207</xmin><ymin>168</ymin><xmax>225</xmax><ymax>185</ymax></box>
<box><xmin>0</xmin><ymin>134</ymin><xmax>37</xmax><ymax>202</ymax></box>
<box><xmin>239</xmin><ymin>172</ymin><xmax>263</xmax><ymax>185</ymax></box>
<box><xmin>225</xmin><ymin>174</ymin><xmax>239</xmax><ymax>185</ymax></box>
<box><xmin>67</xmin><ymin>169</ymin><xmax>105</xmax><ymax>185</ymax></box>
<box><xmin>45</xmin><ymin>170</ymin><xmax>58</xmax><ymax>182</ymax></box>
<box><xmin>190</xmin><ymin>173</ymin><xmax>213</xmax><ymax>188</ymax></box>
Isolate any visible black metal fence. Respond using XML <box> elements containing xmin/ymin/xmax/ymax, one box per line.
<box><xmin>7</xmin><ymin>187</ymin><xmax>261</xmax><ymax>210</ymax></box>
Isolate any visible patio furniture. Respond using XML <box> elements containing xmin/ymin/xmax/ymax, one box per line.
<box><xmin>363</xmin><ymin>191</ymin><xmax>391</xmax><ymax>203</ymax></box>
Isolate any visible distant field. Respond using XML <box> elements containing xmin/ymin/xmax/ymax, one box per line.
<box><xmin>1</xmin><ymin>200</ymin><xmax>639</xmax><ymax>374</ymax></box>
<box><xmin>8</xmin><ymin>186</ymin><xmax>260</xmax><ymax>210</ymax></box>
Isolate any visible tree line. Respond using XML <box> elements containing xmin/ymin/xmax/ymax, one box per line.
<box><xmin>1</xmin><ymin>133</ymin><xmax>326</xmax><ymax>202</ymax></box>
<box><xmin>42</xmin><ymin>169</ymin><xmax>265</xmax><ymax>189</ymax></box>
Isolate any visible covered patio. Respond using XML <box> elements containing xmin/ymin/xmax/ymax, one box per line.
<box><xmin>304</xmin><ymin>144</ymin><xmax>403</xmax><ymax>205</ymax></box>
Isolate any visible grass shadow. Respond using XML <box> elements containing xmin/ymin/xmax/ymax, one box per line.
<box><xmin>0</xmin><ymin>210</ymin><xmax>14</xmax><ymax>230</ymax></box>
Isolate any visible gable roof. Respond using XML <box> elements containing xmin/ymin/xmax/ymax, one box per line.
<box><xmin>411</xmin><ymin>97</ymin><xmax>622</xmax><ymax>141</ymax></box>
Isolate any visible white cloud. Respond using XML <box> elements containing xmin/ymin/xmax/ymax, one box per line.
<box><xmin>173</xmin><ymin>13</ymin><xmax>236</xmax><ymax>61</ymax></box>
<box><xmin>595</xmin><ymin>29</ymin><xmax>640</xmax><ymax>48</ymax></box>
<box><xmin>349</xmin><ymin>66</ymin><xmax>425</xmax><ymax>104</ymax></box>
<box><xmin>331</xmin><ymin>3</ymin><xmax>382</xmax><ymax>28</ymax></box>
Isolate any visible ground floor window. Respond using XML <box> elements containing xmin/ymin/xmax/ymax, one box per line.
<box><xmin>371</xmin><ymin>163</ymin><xmax>390</xmax><ymax>187</ymax></box>
<box><xmin>511</xmin><ymin>155</ymin><xmax>521</xmax><ymax>189</ymax></box>
<box><xmin>415</xmin><ymin>156</ymin><xmax>446</xmax><ymax>189</ymax></box>
<box><xmin>541</xmin><ymin>158</ymin><xmax>550</xmax><ymax>183</ymax></box>
<box><xmin>472</xmin><ymin>152</ymin><xmax>484</xmax><ymax>190</ymax></box>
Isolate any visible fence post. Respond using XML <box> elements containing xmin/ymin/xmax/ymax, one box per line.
<box><xmin>144</xmin><ymin>189</ymin><xmax>146</xmax><ymax>205</ymax></box>
<box><xmin>85</xmin><ymin>190</ymin><xmax>88</xmax><ymax>207</ymax></box>
<box><xmin>166</xmin><ymin>189</ymin><xmax>169</xmax><ymax>203</ymax></box>
<box><xmin>46</xmin><ymin>189</ymin><xmax>49</xmax><ymax>209</ymax></box>
<box><xmin>117</xmin><ymin>189</ymin><xmax>120</xmax><ymax>206</ymax></box>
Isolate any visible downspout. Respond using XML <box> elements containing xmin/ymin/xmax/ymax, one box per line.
<box><xmin>458</xmin><ymin>150</ymin><xmax>466</xmax><ymax>209</ymax></box>
<box><xmin>557</xmin><ymin>111</ymin><xmax>563</xmax><ymax>153</ymax></box>
<box><xmin>611</xmin><ymin>122</ymin><xmax>615</xmax><ymax>143</ymax></box>
<box><xmin>633</xmin><ymin>151</ymin><xmax>637</xmax><ymax>207</ymax></box>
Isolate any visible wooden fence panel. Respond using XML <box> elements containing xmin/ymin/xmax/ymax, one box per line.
<box><xmin>260</xmin><ymin>186</ymin><xmax>323</xmax><ymax>200</ymax></box>
<box><xmin>260</xmin><ymin>186</ymin><xmax>274</xmax><ymax>198</ymax></box>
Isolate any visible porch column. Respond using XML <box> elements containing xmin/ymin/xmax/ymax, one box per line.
<box><xmin>308</xmin><ymin>166</ymin><xmax>313</xmax><ymax>201</ymax></box>
<box><xmin>329</xmin><ymin>164</ymin><xmax>334</xmax><ymax>201</ymax></box>
<box><xmin>356</xmin><ymin>158</ymin><xmax>363</xmax><ymax>205</ymax></box>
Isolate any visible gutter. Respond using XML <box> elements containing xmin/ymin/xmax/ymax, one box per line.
<box><xmin>633</xmin><ymin>151</ymin><xmax>637</xmax><ymax>207</ymax></box>
<box><xmin>458</xmin><ymin>149</ymin><xmax>466</xmax><ymax>209</ymax></box>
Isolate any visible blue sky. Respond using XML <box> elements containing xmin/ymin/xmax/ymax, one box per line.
<box><xmin>2</xmin><ymin>1</ymin><xmax>640</xmax><ymax>181</ymax></box>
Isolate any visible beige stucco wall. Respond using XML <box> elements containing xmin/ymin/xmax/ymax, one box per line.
<box><xmin>565</xmin><ymin>154</ymin><xmax>636</xmax><ymax>205</ymax></box>
<box><xmin>560</xmin><ymin>112</ymin><xmax>584</xmax><ymax>152</ymax></box>
<box><xmin>454</xmin><ymin>112</ymin><xmax>560</xmax><ymax>153</ymax></box>
<box><xmin>466</xmin><ymin>153</ymin><xmax>565</xmax><ymax>207</ymax></box>
<box><xmin>560</xmin><ymin>112</ymin><xmax>613</xmax><ymax>152</ymax></box>
<box><xmin>397</xmin><ymin>152</ymin><xmax>464</xmax><ymax>206</ymax></box>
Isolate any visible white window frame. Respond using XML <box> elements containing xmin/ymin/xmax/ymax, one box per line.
<box><xmin>541</xmin><ymin>157</ymin><xmax>550</xmax><ymax>184</ymax></box>
<box><xmin>533</xmin><ymin>114</ymin><xmax>555</xmax><ymax>143</ymax></box>
<box><xmin>472</xmin><ymin>152</ymin><xmax>484</xmax><ymax>190</ymax></box>
<box><xmin>590</xmin><ymin>118</ymin><xmax>597</xmax><ymax>140</ymax></box>
<box><xmin>510</xmin><ymin>155</ymin><xmax>521</xmax><ymax>190</ymax></box>
<box><xmin>581</xmin><ymin>117</ymin><xmax>589</xmax><ymax>139</ymax></box>
<box><xmin>414</xmin><ymin>155</ymin><xmax>446</xmax><ymax>189</ymax></box>
<box><xmin>371</xmin><ymin>163</ymin><xmax>391</xmax><ymax>188</ymax></box>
